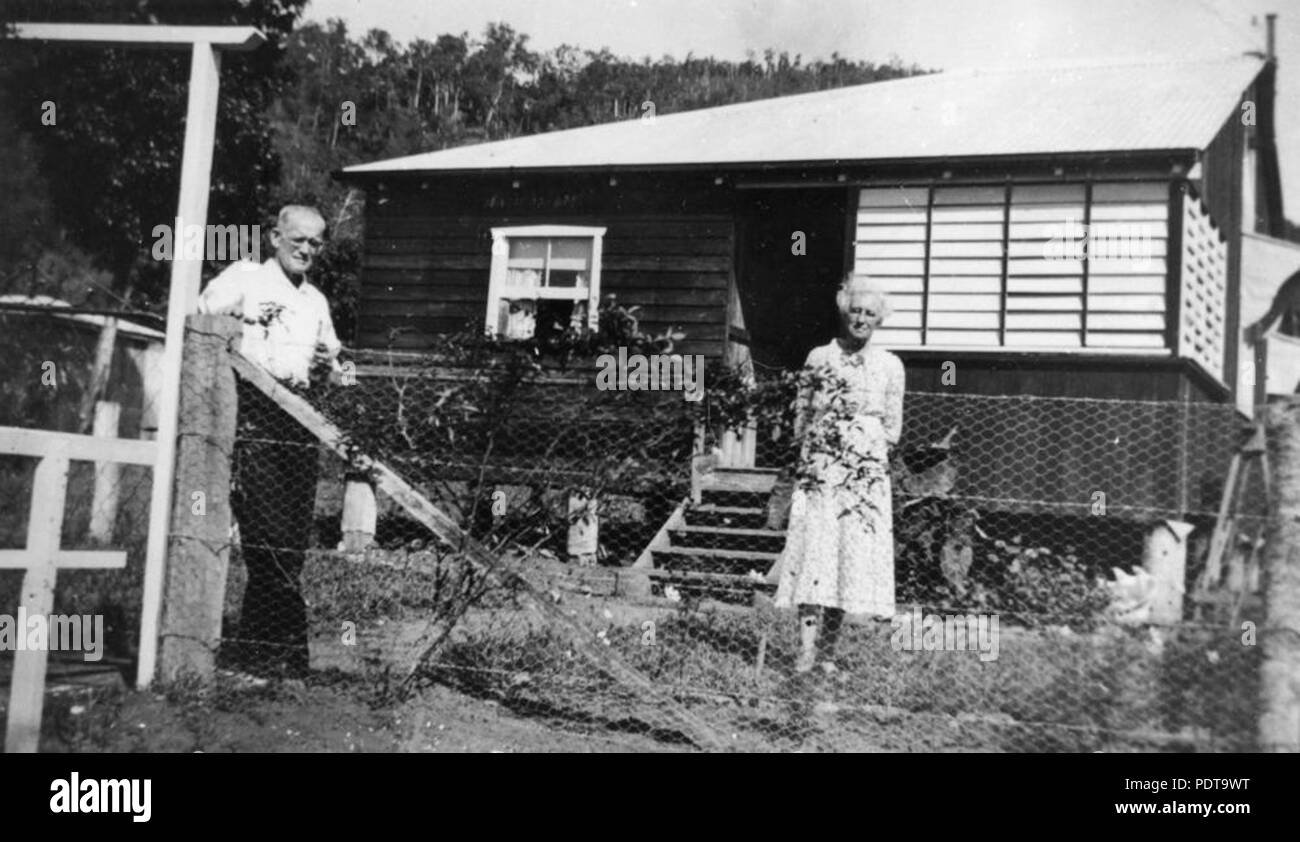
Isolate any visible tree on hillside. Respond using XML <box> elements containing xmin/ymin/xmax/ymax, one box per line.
<box><xmin>0</xmin><ymin>0</ymin><xmax>307</xmax><ymax>312</ymax></box>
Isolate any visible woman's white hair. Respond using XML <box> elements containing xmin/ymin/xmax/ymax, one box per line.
<box><xmin>836</xmin><ymin>274</ymin><xmax>893</xmax><ymax>322</ymax></box>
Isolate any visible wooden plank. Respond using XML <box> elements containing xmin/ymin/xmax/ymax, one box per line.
<box><xmin>933</xmin><ymin>186</ymin><xmax>1006</xmax><ymax>205</ymax></box>
<box><xmin>655</xmin><ymin>546</ymin><xmax>781</xmax><ymax>562</ymax></box>
<box><xmin>13</xmin><ymin>23</ymin><xmax>265</xmax><ymax>50</ymax></box>
<box><xmin>88</xmin><ymin>401</ymin><xmax>122</xmax><ymax>543</ymax></box>
<box><xmin>361</xmin><ymin>285</ymin><xmax>487</xmax><ymax>303</ymax></box>
<box><xmin>1085</xmin><ymin>331</ymin><xmax>1167</xmax><ymax>348</ymax></box>
<box><xmin>930</xmin><ymin>207</ymin><xmax>1005</xmax><ymax>224</ymax></box>
<box><xmin>671</xmin><ymin>525</ymin><xmax>785</xmax><ymax>538</ymax></box>
<box><xmin>602</xmin><ymin>271</ymin><xmax>729</xmax><ymax>290</ymax></box>
<box><xmin>1006</xmin><ymin>278</ymin><xmax>1084</xmax><ymax>294</ymax></box>
<box><xmin>601</xmin><ymin>238</ymin><xmax>734</xmax><ymax>257</ymax></box>
<box><xmin>856</xmin><ymin>258</ymin><xmax>928</xmax><ymax>276</ymax></box>
<box><xmin>0</xmin><ymin>426</ymin><xmax>157</xmax><ymax>465</ymax></box>
<box><xmin>601</xmin><ymin>255</ymin><xmax>731</xmax><ymax>272</ymax></box>
<box><xmin>1089</xmin><ymin>205</ymin><xmax>1168</xmax><ymax>222</ymax></box>
<box><xmin>138</xmin><ymin>42</ymin><xmax>223</xmax><ymax>692</ymax></box>
<box><xmin>158</xmin><ymin>315</ymin><xmax>238</xmax><ymax>682</ymax></box>
<box><xmin>1011</xmin><ymin>184</ymin><xmax>1087</xmax><ymax>203</ymax></box>
<box><xmin>4</xmin><ymin>443</ymin><xmax>67</xmax><ymax>753</ymax></box>
<box><xmin>367</xmin><ymin>216</ymin><xmax>734</xmax><ymax>240</ymax></box>
<box><xmin>1005</xmin><ymin>295</ymin><xmax>1084</xmax><ymax>311</ymax></box>
<box><xmin>367</xmin><ymin>302</ymin><xmax>725</xmax><ymax>326</ymax></box>
<box><xmin>1090</xmin><ymin>275</ymin><xmax>1166</xmax><ymax>294</ymax></box>
<box><xmin>855</xmin><ymin>223</ymin><xmax>928</xmax><ymax>241</ymax></box>
<box><xmin>928</xmin><ymin>222</ymin><xmax>1005</xmax><ymax>241</ymax></box>
<box><xmin>365</xmin><ymin>254</ymin><xmax>491</xmax><ymax>271</ymax></box>
<box><xmin>929</xmin><ymin>241</ymin><xmax>1004</xmax><ymax>259</ymax></box>
<box><xmin>1005</xmin><ymin>312</ymin><xmax>1082</xmax><ymax>330</ymax></box>
<box><xmin>857</xmin><ymin>242</ymin><xmax>927</xmax><ymax>259</ymax></box>
<box><xmin>927</xmin><ymin>311</ymin><xmax>999</xmax><ymax>329</ymax></box>
<box><xmin>360</xmin><ymin>300</ymin><xmax>484</xmax><ymax>318</ymax></box>
<box><xmin>631</xmin><ymin>499</ymin><xmax>687</xmax><ymax>574</ymax></box>
<box><xmin>924</xmin><ymin>330</ymin><xmax>1001</xmax><ymax>345</ymax></box>
<box><xmin>928</xmin><ymin>277</ymin><xmax>1002</xmax><ymax>293</ymax></box>
<box><xmin>873</xmin><ymin>328</ymin><xmax>923</xmax><ymax>346</ymax></box>
<box><xmin>930</xmin><ymin>293</ymin><xmax>1003</xmax><ymax>312</ymax></box>
<box><xmin>1004</xmin><ymin>331</ymin><xmax>1083</xmax><ymax>347</ymax></box>
<box><xmin>858</xmin><ymin>187</ymin><xmax>928</xmax><ymax>208</ymax></box>
<box><xmin>1008</xmin><ymin>205</ymin><xmax>1086</xmax><ymax>223</ymax></box>
<box><xmin>1092</xmin><ymin>182</ymin><xmax>1169</xmax><ymax>203</ymax></box>
<box><xmin>885</xmin><ymin>312</ymin><xmax>923</xmax><ymax>328</ymax></box>
<box><xmin>1007</xmin><ymin>258</ymin><xmax>1088</xmax><ymax>276</ymax></box>
<box><xmin>369</xmin><ymin>235</ymin><xmax>735</xmax><ymax>259</ymax></box>
<box><xmin>1086</xmin><ymin>294</ymin><xmax>1166</xmax><ymax>313</ymax></box>
<box><xmin>0</xmin><ymin>551</ymin><xmax>126</xmax><ymax>570</ymax></box>
<box><xmin>854</xmin><ymin>208</ymin><xmax>928</xmax><ymax>225</ymax></box>
<box><xmin>1089</xmin><ymin>313</ymin><xmax>1165</xmax><ymax>331</ymax></box>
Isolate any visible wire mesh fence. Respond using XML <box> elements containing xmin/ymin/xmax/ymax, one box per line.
<box><xmin>187</xmin><ymin>334</ymin><xmax>1273</xmax><ymax>752</ymax></box>
<box><xmin>0</xmin><ymin>307</ymin><xmax>1280</xmax><ymax>751</ymax></box>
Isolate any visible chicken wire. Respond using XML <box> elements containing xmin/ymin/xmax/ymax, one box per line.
<box><xmin>195</xmin><ymin>345</ymin><xmax>1273</xmax><ymax>752</ymax></box>
<box><xmin>0</xmin><ymin>305</ymin><xmax>1278</xmax><ymax>751</ymax></box>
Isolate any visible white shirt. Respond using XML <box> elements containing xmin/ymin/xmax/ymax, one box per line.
<box><xmin>198</xmin><ymin>259</ymin><xmax>342</xmax><ymax>386</ymax></box>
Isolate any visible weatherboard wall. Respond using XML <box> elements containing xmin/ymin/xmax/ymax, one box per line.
<box><xmin>356</xmin><ymin>174</ymin><xmax>735</xmax><ymax>358</ymax></box>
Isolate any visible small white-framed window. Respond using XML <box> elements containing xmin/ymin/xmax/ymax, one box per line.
<box><xmin>486</xmin><ymin>225</ymin><xmax>606</xmax><ymax>341</ymax></box>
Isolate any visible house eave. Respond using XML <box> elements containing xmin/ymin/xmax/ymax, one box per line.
<box><xmin>332</xmin><ymin>148</ymin><xmax>1198</xmax><ymax>186</ymax></box>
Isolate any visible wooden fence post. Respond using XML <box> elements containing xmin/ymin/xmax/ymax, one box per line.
<box><xmin>1142</xmin><ymin>519</ymin><xmax>1194</xmax><ymax>624</ymax></box>
<box><xmin>341</xmin><ymin>475</ymin><xmax>377</xmax><ymax>552</ymax></box>
<box><xmin>157</xmin><ymin>314</ymin><xmax>239</xmax><ymax>681</ymax></box>
<box><xmin>88</xmin><ymin>400</ymin><xmax>122</xmax><ymax>543</ymax></box>
<box><xmin>1259</xmin><ymin>399</ymin><xmax>1300</xmax><ymax>752</ymax></box>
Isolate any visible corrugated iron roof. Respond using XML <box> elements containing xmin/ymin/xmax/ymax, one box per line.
<box><xmin>342</xmin><ymin>56</ymin><xmax>1265</xmax><ymax>175</ymax></box>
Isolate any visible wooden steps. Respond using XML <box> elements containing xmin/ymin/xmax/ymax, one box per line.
<box><xmin>633</xmin><ymin>467</ymin><xmax>787</xmax><ymax>603</ymax></box>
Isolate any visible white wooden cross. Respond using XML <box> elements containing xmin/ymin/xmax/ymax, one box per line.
<box><xmin>0</xmin><ymin>427</ymin><xmax>156</xmax><ymax>752</ymax></box>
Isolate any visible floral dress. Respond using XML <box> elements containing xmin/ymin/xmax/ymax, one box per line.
<box><xmin>773</xmin><ymin>341</ymin><xmax>905</xmax><ymax>617</ymax></box>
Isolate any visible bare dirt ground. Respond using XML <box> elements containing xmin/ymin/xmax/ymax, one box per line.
<box><xmin>33</xmin><ymin>673</ymin><xmax>687</xmax><ymax>753</ymax></box>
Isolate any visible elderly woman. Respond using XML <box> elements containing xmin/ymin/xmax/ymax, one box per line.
<box><xmin>773</xmin><ymin>274</ymin><xmax>905</xmax><ymax>674</ymax></box>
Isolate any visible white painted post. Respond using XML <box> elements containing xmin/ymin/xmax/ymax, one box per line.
<box><xmin>137</xmin><ymin>42</ymin><xmax>222</xmax><ymax>690</ymax></box>
<box><xmin>89</xmin><ymin>400</ymin><xmax>122</xmax><ymax>543</ymax></box>
<box><xmin>1142</xmin><ymin>519</ymin><xmax>1195</xmax><ymax>624</ymax></box>
<box><xmin>567</xmin><ymin>490</ymin><xmax>598</xmax><ymax>566</ymax></box>
<box><xmin>4</xmin><ymin>442</ymin><xmax>69</xmax><ymax>753</ymax></box>
<box><xmin>340</xmin><ymin>477</ymin><xmax>377</xmax><ymax>552</ymax></box>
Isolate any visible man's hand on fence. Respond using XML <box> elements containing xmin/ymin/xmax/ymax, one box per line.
<box><xmin>310</xmin><ymin>342</ymin><xmax>336</xmax><ymax>385</ymax></box>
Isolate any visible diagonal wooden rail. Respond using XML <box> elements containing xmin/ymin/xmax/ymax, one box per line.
<box><xmin>227</xmin><ymin>351</ymin><xmax>730</xmax><ymax>751</ymax></box>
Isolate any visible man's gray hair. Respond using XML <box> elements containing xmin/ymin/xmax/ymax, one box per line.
<box><xmin>276</xmin><ymin>204</ymin><xmax>326</xmax><ymax>231</ymax></box>
<box><xmin>836</xmin><ymin>273</ymin><xmax>893</xmax><ymax>321</ymax></box>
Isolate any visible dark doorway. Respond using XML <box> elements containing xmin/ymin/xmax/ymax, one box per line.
<box><xmin>736</xmin><ymin>188</ymin><xmax>850</xmax><ymax>371</ymax></box>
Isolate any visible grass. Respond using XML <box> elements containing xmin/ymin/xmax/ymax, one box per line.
<box><xmin>413</xmin><ymin>604</ymin><xmax>1261</xmax><ymax>752</ymax></box>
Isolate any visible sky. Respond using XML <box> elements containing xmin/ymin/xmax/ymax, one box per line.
<box><xmin>304</xmin><ymin>0</ymin><xmax>1300</xmax><ymax>216</ymax></box>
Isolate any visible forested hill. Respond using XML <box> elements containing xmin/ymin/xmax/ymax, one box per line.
<box><xmin>0</xmin><ymin>0</ymin><xmax>927</xmax><ymax>335</ymax></box>
<box><xmin>277</xmin><ymin>20</ymin><xmax>929</xmax><ymax>225</ymax></box>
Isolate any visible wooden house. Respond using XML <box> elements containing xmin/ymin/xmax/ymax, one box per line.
<box><xmin>336</xmin><ymin>53</ymin><xmax>1293</xmax><ymax>586</ymax></box>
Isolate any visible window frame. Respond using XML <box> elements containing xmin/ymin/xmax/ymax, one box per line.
<box><xmin>485</xmin><ymin>224</ymin><xmax>606</xmax><ymax>338</ymax></box>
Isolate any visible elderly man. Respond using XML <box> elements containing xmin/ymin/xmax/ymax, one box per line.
<box><xmin>199</xmin><ymin>204</ymin><xmax>341</xmax><ymax>678</ymax></box>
